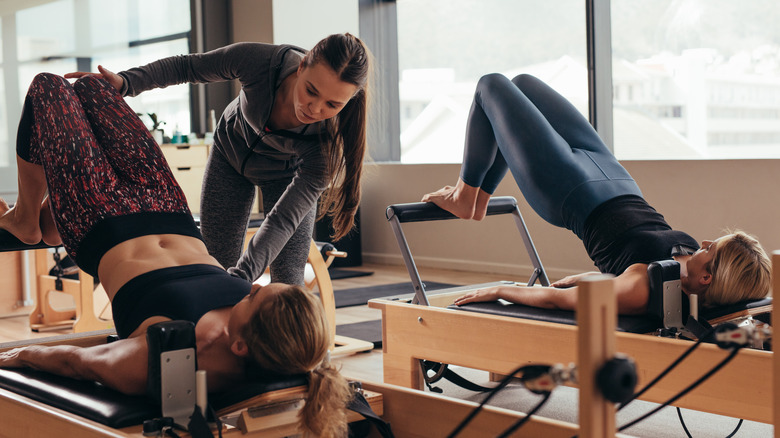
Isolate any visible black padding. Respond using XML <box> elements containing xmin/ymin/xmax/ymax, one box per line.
<box><xmin>0</xmin><ymin>368</ymin><xmax>158</xmax><ymax>428</ymax></box>
<box><xmin>386</xmin><ymin>196</ymin><xmax>518</xmax><ymax>223</ymax></box>
<box><xmin>700</xmin><ymin>297</ymin><xmax>773</xmax><ymax>320</ymax></box>
<box><xmin>646</xmin><ymin>260</ymin><xmax>681</xmax><ymax>321</ymax></box>
<box><xmin>0</xmin><ymin>229</ymin><xmax>52</xmax><ymax>252</ymax></box>
<box><xmin>146</xmin><ymin>320</ymin><xmax>197</xmax><ymax>403</ymax></box>
<box><xmin>449</xmin><ymin>301</ymin><xmax>662</xmax><ymax>334</ymax></box>
<box><xmin>0</xmin><ymin>367</ymin><xmax>308</xmax><ymax>428</ymax></box>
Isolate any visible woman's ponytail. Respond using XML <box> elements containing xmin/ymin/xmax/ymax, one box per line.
<box><xmin>301</xmin><ymin>361</ymin><xmax>353</xmax><ymax>437</ymax></box>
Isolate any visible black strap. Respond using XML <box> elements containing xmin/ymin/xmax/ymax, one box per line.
<box><xmin>422</xmin><ymin>361</ymin><xmax>493</xmax><ymax>393</ymax></box>
<box><xmin>52</xmin><ymin>248</ymin><xmax>64</xmax><ymax>291</ymax></box>
<box><xmin>187</xmin><ymin>405</ymin><xmax>217</xmax><ymax>438</ymax></box>
<box><xmin>348</xmin><ymin>391</ymin><xmax>395</xmax><ymax>438</ymax></box>
<box><xmin>685</xmin><ymin>316</ymin><xmax>715</xmax><ymax>341</ymax></box>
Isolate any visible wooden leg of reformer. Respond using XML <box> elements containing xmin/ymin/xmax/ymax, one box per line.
<box><xmin>28</xmin><ymin>249</ymin><xmax>74</xmax><ymax>330</ymax></box>
<box><xmin>577</xmin><ymin>274</ymin><xmax>617</xmax><ymax>438</ymax></box>
<box><xmin>29</xmin><ymin>249</ymin><xmax>109</xmax><ymax>333</ymax></box>
<box><xmin>308</xmin><ymin>241</ymin><xmax>337</xmax><ymax>347</ymax></box>
<box><xmin>307</xmin><ymin>241</ymin><xmax>374</xmax><ymax>356</ymax></box>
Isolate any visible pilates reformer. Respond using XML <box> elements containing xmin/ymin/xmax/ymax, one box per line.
<box><xmin>370</xmin><ymin>197</ymin><xmax>776</xmax><ymax>425</ymax></box>
<box><xmin>0</xmin><ymin>218</ymin><xmax>373</xmax><ymax>355</ymax></box>
<box><xmin>0</xmin><ymin>228</ymin><xmax>108</xmax><ymax>333</ymax></box>
<box><xmin>0</xmin><ymin>274</ymin><xmax>647</xmax><ymax>437</ymax></box>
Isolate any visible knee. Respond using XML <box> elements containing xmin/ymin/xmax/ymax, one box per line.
<box><xmin>476</xmin><ymin>73</ymin><xmax>507</xmax><ymax>92</ymax></box>
<box><xmin>510</xmin><ymin>74</ymin><xmax>541</xmax><ymax>91</ymax></box>
<box><xmin>475</xmin><ymin>73</ymin><xmax>512</xmax><ymax>101</ymax></box>
<box><xmin>30</xmin><ymin>72</ymin><xmax>69</xmax><ymax>91</ymax></box>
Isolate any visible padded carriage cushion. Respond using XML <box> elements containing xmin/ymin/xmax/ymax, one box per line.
<box><xmin>0</xmin><ymin>367</ymin><xmax>157</xmax><ymax>428</ymax></box>
<box><xmin>449</xmin><ymin>301</ymin><xmax>663</xmax><ymax>334</ymax></box>
<box><xmin>0</xmin><ymin>367</ymin><xmax>307</xmax><ymax>428</ymax></box>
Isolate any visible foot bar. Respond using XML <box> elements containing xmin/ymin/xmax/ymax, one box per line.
<box><xmin>386</xmin><ymin>196</ymin><xmax>518</xmax><ymax>223</ymax></box>
<box><xmin>386</xmin><ymin>196</ymin><xmax>549</xmax><ymax>305</ymax></box>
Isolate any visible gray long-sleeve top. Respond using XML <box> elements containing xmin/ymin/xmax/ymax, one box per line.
<box><xmin>118</xmin><ymin>42</ymin><xmax>329</xmax><ymax>281</ymax></box>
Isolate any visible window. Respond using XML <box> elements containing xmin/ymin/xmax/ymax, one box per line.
<box><xmin>395</xmin><ymin>0</ymin><xmax>587</xmax><ymax>163</ymax></box>
<box><xmin>0</xmin><ymin>0</ymin><xmax>191</xmax><ymax>200</ymax></box>
<box><xmin>611</xmin><ymin>0</ymin><xmax>780</xmax><ymax>159</ymax></box>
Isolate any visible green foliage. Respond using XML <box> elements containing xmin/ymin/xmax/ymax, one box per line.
<box><xmin>136</xmin><ymin>112</ymin><xmax>166</xmax><ymax>130</ymax></box>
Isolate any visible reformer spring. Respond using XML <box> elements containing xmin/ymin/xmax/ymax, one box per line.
<box><xmin>616</xmin><ymin>322</ymin><xmax>770</xmax><ymax>436</ymax></box>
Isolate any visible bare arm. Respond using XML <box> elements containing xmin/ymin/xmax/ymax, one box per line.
<box><xmin>454</xmin><ymin>264</ymin><xmax>650</xmax><ymax>315</ymax></box>
<box><xmin>550</xmin><ymin>271</ymin><xmax>602</xmax><ymax>288</ymax></box>
<box><xmin>0</xmin><ymin>337</ymin><xmax>149</xmax><ymax>395</ymax></box>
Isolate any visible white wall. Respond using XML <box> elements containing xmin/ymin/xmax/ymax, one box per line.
<box><xmin>272</xmin><ymin>0</ymin><xmax>359</xmax><ymax>48</ymax></box>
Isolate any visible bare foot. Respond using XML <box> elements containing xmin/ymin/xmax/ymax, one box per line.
<box><xmin>0</xmin><ymin>198</ymin><xmax>43</xmax><ymax>244</ymax></box>
<box><xmin>40</xmin><ymin>198</ymin><xmax>62</xmax><ymax>246</ymax></box>
<box><xmin>472</xmin><ymin>189</ymin><xmax>492</xmax><ymax>221</ymax></box>
<box><xmin>421</xmin><ymin>179</ymin><xmax>479</xmax><ymax>219</ymax></box>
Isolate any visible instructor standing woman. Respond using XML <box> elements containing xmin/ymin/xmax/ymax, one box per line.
<box><xmin>66</xmin><ymin>33</ymin><xmax>371</xmax><ymax>285</ymax></box>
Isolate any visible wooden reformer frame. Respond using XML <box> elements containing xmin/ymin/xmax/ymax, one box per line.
<box><xmin>0</xmin><ymin>275</ymin><xmax>637</xmax><ymax>437</ymax></box>
<box><xmin>372</xmin><ymin>198</ymin><xmax>778</xmax><ymax>428</ymax></box>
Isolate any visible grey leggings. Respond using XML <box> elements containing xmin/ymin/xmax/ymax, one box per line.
<box><xmin>199</xmin><ymin>150</ymin><xmax>315</xmax><ymax>285</ymax></box>
<box><xmin>460</xmin><ymin>73</ymin><xmax>642</xmax><ymax>239</ymax></box>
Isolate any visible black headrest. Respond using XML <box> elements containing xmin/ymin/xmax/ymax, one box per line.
<box><xmin>646</xmin><ymin>260</ymin><xmax>681</xmax><ymax>321</ymax></box>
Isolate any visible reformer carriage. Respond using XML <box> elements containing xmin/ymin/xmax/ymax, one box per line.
<box><xmin>370</xmin><ymin>196</ymin><xmax>776</xmax><ymax>425</ymax></box>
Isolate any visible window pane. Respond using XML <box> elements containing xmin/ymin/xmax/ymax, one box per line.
<box><xmin>1</xmin><ymin>0</ymin><xmax>191</xmax><ymax>199</ymax></box>
<box><xmin>96</xmin><ymin>39</ymin><xmax>192</xmax><ymax>136</ymax></box>
<box><xmin>16</xmin><ymin>1</ymin><xmax>76</xmax><ymax>62</ymax></box>
<box><xmin>396</xmin><ymin>0</ymin><xmax>588</xmax><ymax>163</ymax></box>
<box><xmin>612</xmin><ymin>0</ymin><xmax>780</xmax><ymax>159</ymax></box>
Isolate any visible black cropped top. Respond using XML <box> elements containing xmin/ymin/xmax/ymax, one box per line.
<box><xmin>582</xmin><ymin>195</ymin><xmax>699</xmax><ymax>275</ymax></box>
<box><xmin>111</xmin><ymin>264</ymin><xmax>251</xmax><ymax>339</ymax></box>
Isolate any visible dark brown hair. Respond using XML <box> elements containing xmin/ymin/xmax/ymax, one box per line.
<box><xmin>302</xmin><ymin>33</ymin><xmax>371</xmax><ymax>241</ymax></box>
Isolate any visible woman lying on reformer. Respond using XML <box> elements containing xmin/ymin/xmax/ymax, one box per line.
<box><xmin>422</xmin><ymin>73</ymin><xmax>771</xmax><ymax>315</ymax></box>
<box><xmin>0</xmin><ymin>73</ymin><xmax>351</xmax><ymax>437</ymax></box>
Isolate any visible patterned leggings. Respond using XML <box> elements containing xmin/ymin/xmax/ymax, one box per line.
<box><xmin>17</xmin><ymin>73</ymin><xmax>192</xmax><ymax>270</ymax></box>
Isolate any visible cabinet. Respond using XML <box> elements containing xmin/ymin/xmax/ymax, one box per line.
<box><xmin>160</xmin><ymin>143</ymin><xmax>209</xmax><ymax>213</ymax></box>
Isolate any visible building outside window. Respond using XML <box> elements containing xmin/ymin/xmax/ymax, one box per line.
<box><xmin>396</xmin><ymin>0</ymin><xmax>587</xmax><ymax>163</ymax></box>
<box><xmin>611</xmin><ymin>0</ymin><xmax>780</xmax><ymax>159</ymax></box>
<box><xmin>396</xmin><ymin>0</ymin><xmax>780</xmax><ymax>163</ymax></box>
<box><xmin>0</xmin><ymin>0</ymin><xmax>191</xmax><ymax>200</ymax></box>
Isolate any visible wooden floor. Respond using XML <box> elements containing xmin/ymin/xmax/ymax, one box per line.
<box><xmin>331</xmin><ymin>263</ymin><xmax>518</xmax><ymax>383</ymax></box>
<box><xmin>0</xmin><ymin>262</ymin><xmax>513</xmax><ymax>385</ymax></box>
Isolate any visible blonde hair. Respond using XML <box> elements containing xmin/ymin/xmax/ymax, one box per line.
<box><xmin>242</xmin><ymin>285</ymin><xmax>352</xmax><ymax>437</ymax></box>
<box><xmin>303</xmin><ymin>33</ymin><xmax>372</xmax><ymax>241</ymax></box>
<box><xmin>704</xmin><ymin>230</ymin><xmax>771</xmax><ymax>307</ymax></box>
